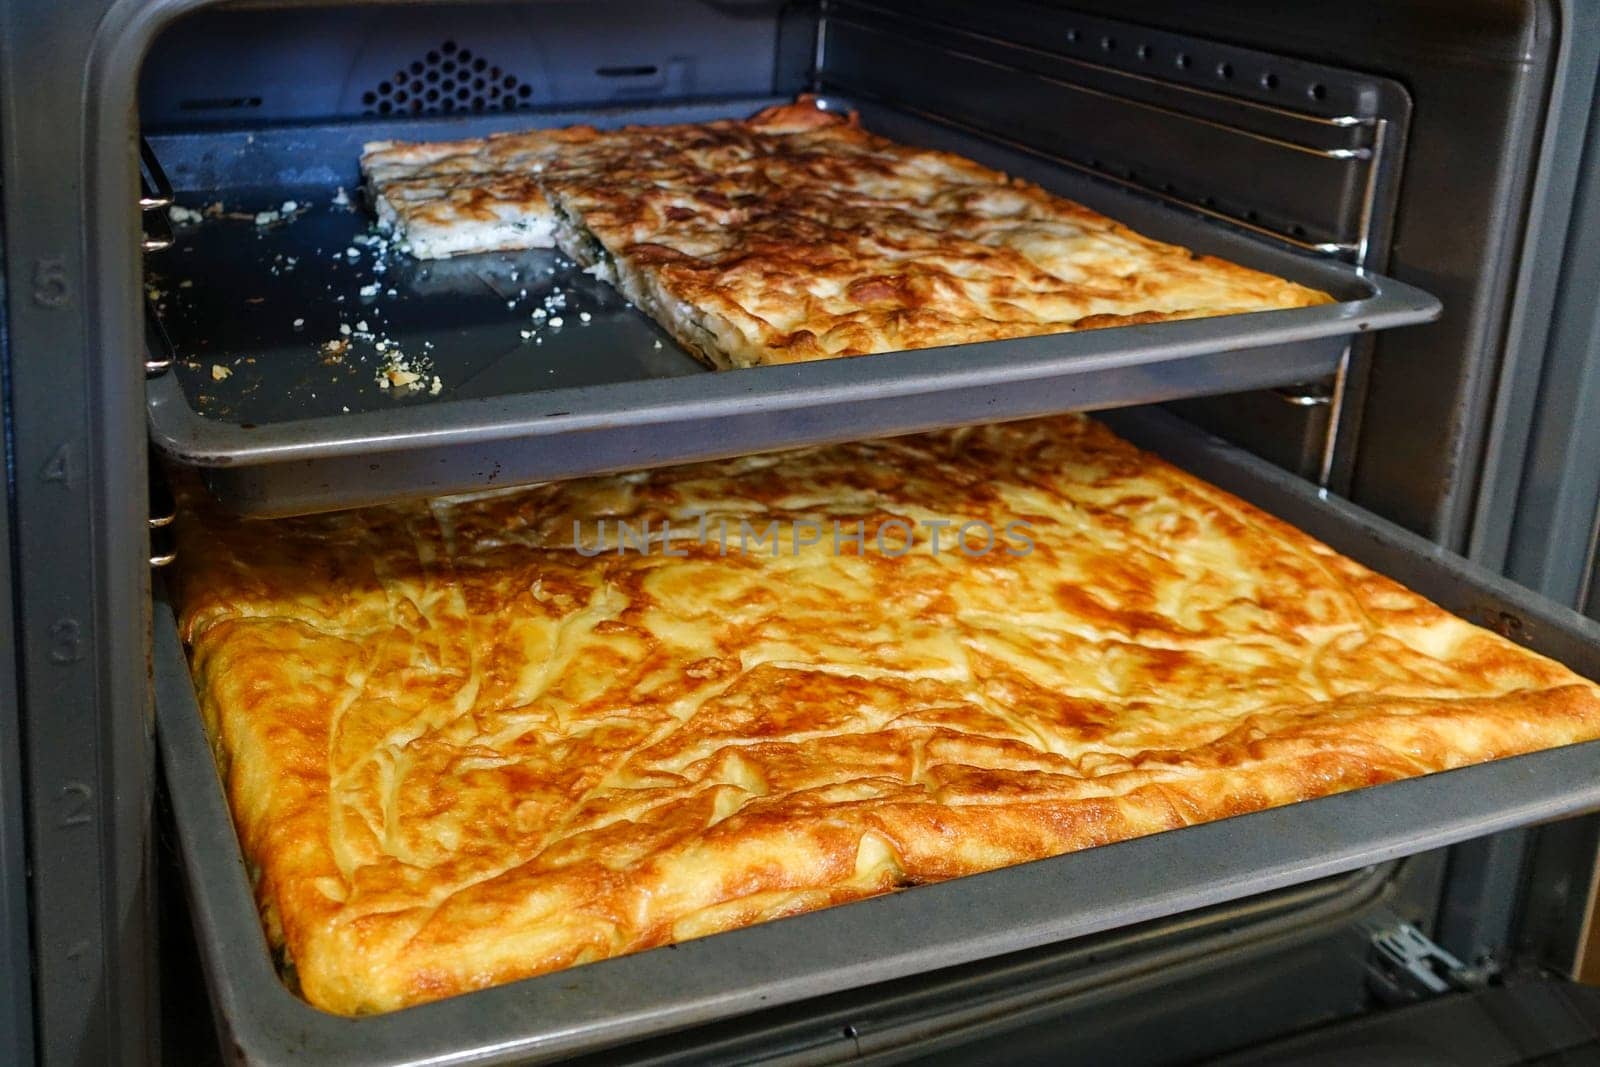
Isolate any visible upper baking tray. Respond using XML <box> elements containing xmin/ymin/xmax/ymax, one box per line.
<box><xmin>144</xmin><ymin>95</ymin><xmax>1439</xmax><ymax>516</ymax></box>
<box><xmin>155</xmin><ymin>406</ymin><xmax>1600</xmax><ymax>1067</ymax></box>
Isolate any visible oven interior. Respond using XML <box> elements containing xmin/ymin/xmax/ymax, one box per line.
<box><xmin>135</xmin><ymin>0</ymin><xmax>1553</xmax><ymax>541</ymax></box>
<box><xmin>4</xmin><ymin>0</ymin><xmax>1600</xmax><ymax>1062</ymax></box>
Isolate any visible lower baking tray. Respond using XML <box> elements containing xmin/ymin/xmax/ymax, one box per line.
<box><xmin>144</xmin><ymin>96</ymin><xmax>1439</xmax><ymax>516</ymax></box>
<box><xmin>154</xmin><ymin>406</ymin><xmax>1600</xmax><ymax>1067</ymax></box>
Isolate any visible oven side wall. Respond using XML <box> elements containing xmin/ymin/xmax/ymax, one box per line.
<box><xmin>1002</xmin><ymin>0</ymin><xmax>1557</xmax><ymax>552</ymax></box>
<box><xmin>0</xmin><ymin>0</ymin><xmax>157</xmax><ymax>1062</ymax></box>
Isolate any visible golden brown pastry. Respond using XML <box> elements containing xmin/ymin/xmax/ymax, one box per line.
<box><xmin>363</xmin><ymin>98</ymin><xmax>1332</xmax><ymax>367</ymax></box>
<box><xmin>172</xmin><ymin>415</ymin><xmax>1600</xmax><ymax>1014</ymax></box>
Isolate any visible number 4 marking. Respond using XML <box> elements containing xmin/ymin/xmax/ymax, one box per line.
<box><xmin>41</xmin><ymin>443</ymin><xmax>74</xmax><ymax>490</ymax></box>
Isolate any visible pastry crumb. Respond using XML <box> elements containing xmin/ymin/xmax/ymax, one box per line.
<box><xmin>168</xmin><ymin>204</ymin><xmax>204</xmax><ymax>226</ymax></box>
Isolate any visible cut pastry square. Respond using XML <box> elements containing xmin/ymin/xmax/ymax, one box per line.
<box><xmin>361</xmin><ymin>124</ymin><xmax>605</xmax><ymax>258</ymax></box>
<box><xmin>360</xmin><ymin>104</ymin><xmax>834</xmax><ymax>261</ymax></box>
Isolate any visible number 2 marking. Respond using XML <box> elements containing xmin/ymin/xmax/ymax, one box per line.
<box><xmin>58</xmin><ymin>782</ymin><xmax>93</xmax><ymax>827</ymax></box>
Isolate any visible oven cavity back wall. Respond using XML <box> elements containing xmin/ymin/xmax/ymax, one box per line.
<box><xmin>139</xmin><ymin>0</ymin><xmax>812</xmax><ymax>126</ymax></box>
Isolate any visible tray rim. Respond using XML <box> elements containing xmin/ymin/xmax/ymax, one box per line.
<box><xmin>148</xmin><ymin>275</ymin><xmax>1434</xmax><ymax>465</ymax></box>
<box><xmin>156</xmin><ymin>407</ymin><xmax>1600</xmax><ymax>1067</ymax></box>
<box><xmin>143</xmin><ymin>97</ymin><xmax>1441</xmax><ymax>473</ymax></box>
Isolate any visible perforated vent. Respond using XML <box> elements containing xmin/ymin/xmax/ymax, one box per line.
<box><xmin>361</xmin><ymin>39</ymin><xmax>534</xmax><ymax>116</ymax></box>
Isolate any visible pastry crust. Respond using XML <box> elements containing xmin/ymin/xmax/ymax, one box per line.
<box><xmin>171</xmin><ymin>415</ymin><xmax>1600</xmax><ymax>1015</ymax></box>
<box><xmin>362</xmin><ymin>124</ymin><xmax>604</xmax><ymax>259</ymax></box>
<box><xmin>361</xmin><ymin>99</ymin><xmax>1333</xmax><ymax>367</ymax></box>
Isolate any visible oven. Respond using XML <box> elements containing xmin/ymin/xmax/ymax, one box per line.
<box><xmin>5</xmin><ymin>0</ymin><xmax>1600</xmax><ymax>1063</ymax></box>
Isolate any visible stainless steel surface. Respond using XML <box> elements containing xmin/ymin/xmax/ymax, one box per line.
<box><xmin>1586</xmin><ymin>532</ymin><xmax>1600</xmax><ymax>621</ymax></box>
<box><xmin>1492</xmin><ymin>37</ymin><xmax>1600</xmax><ymax>617</ymax></box>
<box><xmin>849</xmin><ymin>94</ymin><xmax>1364</xmax><ymax>257</ymax></box>
<box><xmin>148</xmin><ymin>536</ymin><xmax>177</xmax><ymax>569</ymax></box>
<box><xmin>144</xmin><ymin>301</ymin><xmax>175</xmax><ymax>376</ymax></box>
<box><xmin>1313</xmin><ymin>115</ymin><xmax>1389</xmax><ymax>489</ymax></box>
<box><xmin>570</xmin><ymin>864</ymin><xmax>1401</xmax><ymax>1067</ymax></box>
<box><xmin>819</xmin><ymin>0</ymin><xmax>1417</xmax><ymax>501</ymax></box>
<box><xmin>157</xmin><ymin>406</ymin><xmax>1600</xmax><ymax>1067</ymax></box>
<box><xmin>1273</xmin><ymin>382</ymin><xmax>1333</xmax><ymax>407</ymax></box>
<box><xmin>964</xmin><ymin>0</ymin><xmax>1551</xmax><ymax>543</ymax></box>
<box><xmin>142</xmin><ymin>227</ymin><xmax>174</xmax><ymax>255</ymax></box>
<box><xmin>141</xmin><ymin>142</ymin><xmax>175</xmax><ymax>252</ymax></box>
<box><xmin>820</xmin><ymin>1</ymin><xmax>1404</xmax><ymax>254</ymax></box>
<box><xmin>1468</xmin><ymin>0</ymin><xmax>1600</xmax><ymax>577</ymax></box>
<box><xmin>143</xmin><ymin>97</ymin><xmax>1438</xmax><ymax>516</ymax></box>
<box><xmin>148</xmin><ymin>474</ymin><xmax>176</xmax><ymax>529</ymax></box>
<box><xmin>139</xmin><ymin>138</ymin><xmax>173</xmax><ymax>211</ymax></box>
<box><xmin>820</xmin><ymin>4</ymin><xmax>1388</xmax><ymax>257</ymax></box>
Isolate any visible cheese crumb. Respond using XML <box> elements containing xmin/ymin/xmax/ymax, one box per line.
<box><xmin>210</xmin><ymin>364</ymin><xmax>232</xmax><ymax>381</ymax></box>
<box><xmin>359</xmin><ymin>283</ymin><xmax>380</xmax><ymax>298</ymax></box>
<box><xmin>253</xmin><ymin>210</ymin><xmax>280</xmax><ymax>227</ymax></box>
<box><xmin>548</xmin><ymin>316</ymin><xmax>564</xmax><ymax>328</ymax></box>
<box><xmin>292</xmin><ymin>317</ymin><xmax>305</xmax><ymax>328</ymax></box>
<box><xmin>280</xmin><ymin>200</ymin><xmax>298</xmax><ymax>214</ymax></box>
<box><xmin>168</xmin><ymin>204</ymin><xmax>204</xmax><ymax>226</ymax></box>
<box><xmin>579</xmin><ymin>312</ymin><xmax>592</xmax><ymax>323</ymax></box>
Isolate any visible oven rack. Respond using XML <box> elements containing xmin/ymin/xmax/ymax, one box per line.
<box><xmin>817</xmin><ymin>1</ymin><xmax>1412</xmax><ymax>488</ymax></box>
<box><xmin>821</xmin><ymin>3</ymin><xmax>1393</xmax><ymax>259</ymax></box>
<box><xmin>141</xmin><ymin>96</ymin><xmax>1436</xmax><ymax>516</ymax></box>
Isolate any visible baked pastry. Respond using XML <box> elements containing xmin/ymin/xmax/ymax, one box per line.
<box><xmin>362</xmin><ymin>98</ymin><xmax>1333</xmax><ymax>367</ymax></box>
<box><xmin>171</xmin><ymin>415</ymin><xmax>1600</xmax><ymax>1014</ymax></box>
<box><xmin>363</xmin><ymin>122</ymin><xmax>604</xmax><ymax>258</ymax></box>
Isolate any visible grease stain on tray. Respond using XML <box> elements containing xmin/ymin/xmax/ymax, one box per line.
<box><xmin>148</xmin><ymin>185</ymin><xmax>699</xmax><ymax>427</ymax></box>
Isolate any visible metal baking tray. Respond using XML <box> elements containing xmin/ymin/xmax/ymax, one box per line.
<box><xmin>143</xmin><ymin>96</ymin><xmax>1439</xmax><ymax>516</ymax></box>
<box><xmin>155</xmin><ymin>406</ymin><xmax>1600</xmax><ymax>1067</ymax></box>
